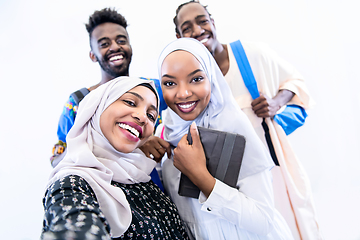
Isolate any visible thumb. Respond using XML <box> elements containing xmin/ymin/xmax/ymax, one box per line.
<box><xmin>189</xmin><ymin>122</ymin><xmax>201</xmax><ymax>147</ymax></box>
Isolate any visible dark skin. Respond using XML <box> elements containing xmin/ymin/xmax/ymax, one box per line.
<box><xmin>140</xmin><ymin>137</ymin><xmax>171</xmax><ymax>163</ymax></box>
<box><xmin>88</xmin><ymin>22</ymin><xmax>132</xmax><ymax>90</ymax></box>
<box><xmin>87</xmin><ymin>21</ymin><xmax>170</xmax><ymax>162</ymax></box>
<box><xmin>175</xmin><ymin>2</ymin><xmax>295</xmax><ymax>118</ymax></box>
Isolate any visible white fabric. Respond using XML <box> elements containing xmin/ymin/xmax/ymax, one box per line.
<box><xmin>47</xmin><ymin>76</ymin><xmax>159</xmax><ymax>238</ymax></box>
<box><xmin>158</xmin><ymin>38</ymin><xmax>293</xmax><ymax>239</ymax></box>
<box><xmin>225</xmin><ymin>41</ymin><xmax>322</xmax><ymax>240</ymax></box>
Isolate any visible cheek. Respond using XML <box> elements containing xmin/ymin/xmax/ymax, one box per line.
<box><xmin>162</xmin><ymin>89</ymin><xmax>175</xmax><ymax>106</ymax></box>
<box><xmin>201</xmin><ymin>83</ymin><xmax>211</xmax><ymax>104</ymax></box>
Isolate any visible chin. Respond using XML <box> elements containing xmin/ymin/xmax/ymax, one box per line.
<box><xmin>178</xmin><ymin>114</ymin><xmax>196</xmax><ymax>122</ymax></box>
<box><xmin>113</xmin><ymin>144</ymin><xmax>137</xmax><ymax>154</ymax></box>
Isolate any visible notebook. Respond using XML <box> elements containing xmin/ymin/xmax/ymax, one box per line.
<box><xmin>178</xmin><ymin>126</ymin><xmax>246</xmax><ymax>198</ymax></box>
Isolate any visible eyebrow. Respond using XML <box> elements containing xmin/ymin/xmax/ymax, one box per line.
<box><xmin>180</xmin><ymin>15</ymin><xmax>207</xmax><ymax>29</ymax></box>
<box><xmin>188</xmin><ymin>69</ymin><xmax>203</xmax><ymax>77</ymax></box>
<box><xmin>162</xmin><ymin>69</ymin><xmax>203</xmax><ymax>79</ymax></box>
<box><xmin>97</xmin><ymin>34</ymin><xmax>127</xmax><ymax>44</ymax></box>
<box><xmin>127</xmin><ymin>91</ymin><xmax>158</xmax><ymax>114</ymax></box>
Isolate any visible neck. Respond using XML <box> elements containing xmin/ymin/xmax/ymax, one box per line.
<box><xmin>89</xmin><ymin>71</ymin><xmax>128</xmax><ymax>91</ymax></box>
<box><xmin>212</xmin><ymin>43</ymin><xmax>229</xmax><ymax>76</ymax></box>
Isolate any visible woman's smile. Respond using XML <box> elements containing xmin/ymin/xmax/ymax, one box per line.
<box><xmin>176</xmin><ymin>101</ymin><xmax>199</xmax><ymax>113</ymax></box>
<box><xmin>118</xmin><ymin>121</ymin><xmax>142</xmax><ymax>141</ymax></box>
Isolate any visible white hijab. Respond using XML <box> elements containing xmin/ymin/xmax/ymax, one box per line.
<box><xmin>47</xmin><ymin>76</ymin><xmax>159</xmax><ymax>238</ymax></box>
<box><xmin>158</xmin><ymin>38</ymin><xmax>274</xmax><ymax>180</ymax></box>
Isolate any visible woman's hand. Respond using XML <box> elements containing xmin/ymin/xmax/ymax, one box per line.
<box><xmin>173</xmin><ymin>122</ymin><xmax>215</xmax><ymax>197</ymax></box>
<box><xmin>140</xmin><ymin>136</ymin><xmax>171</xmax><ymax>163</ymax></box>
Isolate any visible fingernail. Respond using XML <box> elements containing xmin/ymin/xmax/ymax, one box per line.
<box><xmin>191</xmin><ymin>122</ymin><xmax>197</xmax><ymax>131</ymax></box>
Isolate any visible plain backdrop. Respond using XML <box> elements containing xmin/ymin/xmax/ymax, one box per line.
<box><xmin>0</xmin><ymin>0</ymin><xmax>359</xmax><ymax>239</ymax></box>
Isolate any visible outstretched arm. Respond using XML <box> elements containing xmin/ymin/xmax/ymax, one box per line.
<box><xmin>42</xmin><ymin>175</ymin><xmax>111</xmax><ymax>240</ymax></box>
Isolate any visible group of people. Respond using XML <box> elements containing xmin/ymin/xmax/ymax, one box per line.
<box><xmin>43</xmin><ymin>1</ymin><xmax>322</xmax><ymax>239</ymax></box>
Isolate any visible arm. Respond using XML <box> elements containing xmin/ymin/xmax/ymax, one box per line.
<box><xmin>42</xmin><ymin>175</ymin><xmax>111</xmax><ymax>240</ymax></box>
<box><xmin>50</xmin><ymin>96</ymin><xmax>78</xmax><ymax>167</ymax></box>
<box><xmin>173</xmin><ymin>123</ymin><xmax>274</xmax><ymax>235</ymax></box>
<box><xmin>251</xmin><ymin>89</ymin><xmax>295</xmax><ymax>118</ymax></box>
<box><xmin>255</xmin><ymin>42</ymin><xmax>313</xmax><ymax>111</ymax></box>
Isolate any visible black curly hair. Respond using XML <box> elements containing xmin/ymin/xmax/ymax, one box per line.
<box><xmin>85</xmin><ymin>8</ymin><xmax>128</xmax><ymax>38</ymax></box>
<box><xmin>173</xmin><ymin>0</ymin><xmax>211</xmax><ymax>35</ymax></box>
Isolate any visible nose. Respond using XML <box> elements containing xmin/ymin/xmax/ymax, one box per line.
<box><xmin>192</xmin><ymin>24</ymin><xmax>204</xmax><ymax>37</ymax></box>
<box><xmin>132</xmin><ymin>110</ymin><xmax>147</xmax><ymax>125</ymax></box>
<box><xmin>176</xmin><ymin>84</ymin><xmax>192</xmax><ymax>99</ymax></box>
<box><xmin>109</xmin><ymin>40</ymin><xmax>121</xmax><ymax>52</ymax></box>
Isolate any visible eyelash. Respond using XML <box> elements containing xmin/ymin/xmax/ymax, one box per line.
<box><xmin>147</xmin><ymin>113</ymin><xmax>156</xmax><ymax>122</ymax></box>
<box><xmin>192</xmin><ymin>76</ymin><xmax>204</xmax><ymax>83</ymax></box>
<box><xmin>163</xmin><ymin>81</ymin><xmax>175</xmax><ymax>87</ymax></box>
<box><xmin>123</xmin><ymin>100</ymin><xmax>135</xmax><ymax>106</ymax></box>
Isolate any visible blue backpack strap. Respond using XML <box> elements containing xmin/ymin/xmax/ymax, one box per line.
<box><xmin>70</xmin><ymin>88</ymin><xmax>90</xmax><ymax>105</ymax></box>
<box><xmin>230</xmin><ymin>40</ymin><xmax>260</xmax><ymax>99</ymax></box>
<box><xmin>230</xmin><ymin>40</ymin><xmax>279</xmax><ymax>166</ymax></box>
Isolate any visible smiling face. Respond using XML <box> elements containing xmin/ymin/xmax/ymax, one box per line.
<box><xmin>89</xmin><ymin>22</ymin><xmax>133</xmax><ymax>80</ymax></box>
<box><xmin>161</xmin><ymin>50</ymin><xmax>211</xmax><ymax>121</ymax></box>
<box><xmin>100</xmin><ymin>85</ymin><xmax>158</xmax><ymax>153</ymax></box>
<box><xmin>175</xmin><ymin>2</ymin><xmax>218</xmax><ymax>55</ymax></box>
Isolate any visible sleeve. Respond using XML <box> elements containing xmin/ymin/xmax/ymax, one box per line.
<box><xmin>258</xmin><ymin>43</ymin><xmax>315</xmax><ymax>109</ymax></box>
<box><xmin>198</xmin><ymin>168</ymin><xmax>275</xmax><ymax>236</ymax></box>
<box><xmin>41</xmin><ymin>175</ymin><xmax>111</xmax><ymax>240</ymax></box>
<box><xmin>50</xmin><ymin>96</ymin><xmax>78</xmax><ymax>167</ymax></box>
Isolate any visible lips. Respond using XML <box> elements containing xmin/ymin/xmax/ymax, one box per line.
<box><xmin>176</xmin><ymin>101</ymin><xmax>198</xmax><ymax>113</ymax></box>
<box><xmin>118</xmin><ymin>122</ymin><xmax>142</xmax><ymax>138</ymax></box>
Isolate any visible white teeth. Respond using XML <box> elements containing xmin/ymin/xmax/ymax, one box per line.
<box><xmin>118</xmin><ymin>123</ymin><xmax>140</xmax><ymax>138</ymax></box>
<box><xmin>200</xmin><ymin>38</ymin><xmax>208</xmax><ymax>43</ymax></box>
<box><xmin>178</xmin><ymin>102</ymin><xmax>195</xmax><ymax>109</ymax></box>
<box><xmin>109</xmin><ymin>55</ymin><xmax>124</xmax><ymax>61</ymax></box>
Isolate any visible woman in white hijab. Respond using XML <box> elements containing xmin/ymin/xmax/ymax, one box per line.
<box><xmin>158</xmin><ymin>38</ymin><xmax>294</xmax><ymax>240</ymax></box>
<box><xmin>41</xmin><ymin>77</ymin><xmax>189</xmax><ymax>239</ymax></box>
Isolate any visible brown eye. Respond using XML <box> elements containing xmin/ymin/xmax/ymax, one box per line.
<box><xmin>147</xmin><ymin>113</ymin><xmax>156</xmax><ymax>122</ymax></box>
<box><xmin>163</xmin><ymin>81</ymin><xmax>176</xmax><ymax>87</ymax></box>
<box><xmin>123</xmin><ymin>100</ymin><xmax>136</xmax><ymax>107</ymax></box>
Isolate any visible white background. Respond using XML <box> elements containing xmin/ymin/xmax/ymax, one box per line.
<box><xmin>0</xmin><ymin>0</ymin><xmax>359</xmax><ymax>239</ymax></box>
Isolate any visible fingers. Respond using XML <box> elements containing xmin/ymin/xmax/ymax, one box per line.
<box><xmin>251</xmin><ymin>94</ymin><xmax>265</xmax><ymax>107</ymax></box>
<box><xmin>140</xmin><ymin>136</ymin><xmax>172</xmax><ymax>162</ymax></box>
<box><xmin>189</xmin><ymin>122</ymin><xmax>202</xmax><ymax>148</ymax></box>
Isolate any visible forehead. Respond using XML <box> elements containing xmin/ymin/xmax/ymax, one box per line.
<box><xmin>127</xmin><ymin>85</ymin><xmax>158</xmax><ymax>107</ymax></box>
<box><xmin>162</xmin><ymin>50</ymin><xmax>203</xmax><ymax>74</ymax></box>
<box><xmin>165</xmin><ymin>50</ymin><xmax>198</xmax><ymax>64</ymax></box>
<box><xmin>177</xmin><ymin>3</ymin><xmax>210</xmax><ymax>25</ymax></box>
<box><xmin>91</xmin><ymin>22</ymin><xmax>129</xmax><ymax>41</ymax></box>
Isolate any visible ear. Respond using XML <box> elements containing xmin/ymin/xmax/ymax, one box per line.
<box><xmin>211</xmin><ymin>18</ymin><xmax>216</xmax><ymax>29</ymax></box>
<box><xmin>176</xmin><ymin>33</ymin><xmax>181</xmax><ymax>39</ymax></box>
<box><xmin>89</xmin><ymin>51</ymin><xmax>97</xmax><ymax>62</ymax></box>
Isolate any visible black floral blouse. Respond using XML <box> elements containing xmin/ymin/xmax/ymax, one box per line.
<box><xmin>41</xmin><ymin>175</ymin><xmax>189</xmax><ymax>240</ymax></box>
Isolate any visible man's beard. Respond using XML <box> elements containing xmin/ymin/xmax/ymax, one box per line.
<box><xmin>97</xmin><ymin>56</ymin><xmax>130</xmax><ymax>78</ymax></box>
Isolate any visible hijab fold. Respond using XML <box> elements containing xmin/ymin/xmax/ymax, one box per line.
<box><xmin>47</xmin><ymin>77</ymin><xmax>159</xmax><ymax>238</ymax></box>
<box><xmin>158</xmin><ymin>38</ymin><xmax>274</xmax><ymax>180</ymax></box>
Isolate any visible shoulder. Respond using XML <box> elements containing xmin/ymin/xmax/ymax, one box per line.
<box><xmin>70</xmin><ymin>87</ymin><xmax>90</xmax><ymax>105</ymax></box>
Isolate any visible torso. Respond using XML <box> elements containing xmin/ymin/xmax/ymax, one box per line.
<box><xmin>113</xmin><ymin>180</ymin><xmax>189</xmax><ymax>240</ymax></box>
